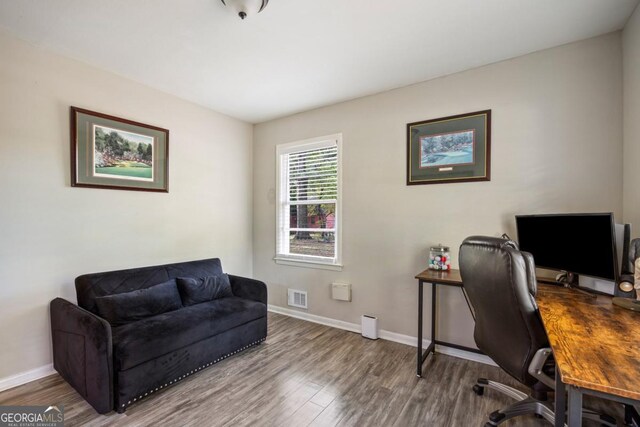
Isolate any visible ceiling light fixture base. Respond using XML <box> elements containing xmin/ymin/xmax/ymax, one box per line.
<box><xmin>220</xmin><ymin>0</ymin><xmax>269</xmax><ymax>20</ymax></box>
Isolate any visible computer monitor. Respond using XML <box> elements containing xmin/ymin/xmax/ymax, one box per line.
<box><xmin>515</xmin><ymin>213</ymin><xmax>618</xmax><ymax>284</ymax></box>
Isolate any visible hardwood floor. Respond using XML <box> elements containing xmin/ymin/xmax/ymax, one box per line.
<box><xmin>0</xmin><ymin>312</ymin><xmax>624</xmax><ymax>426</ymax></box>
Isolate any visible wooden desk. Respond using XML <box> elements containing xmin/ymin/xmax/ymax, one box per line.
<box><xmin>536</xmin><ymin>284</ymin><xmax>640</xmax><ymax>426</ymax></box>
<box><xmin>414</xmin><ymin>268</ymin><xmax>482</xmax><ymax>377</ymax></box>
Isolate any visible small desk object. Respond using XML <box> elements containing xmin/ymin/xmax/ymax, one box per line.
<box><xmin>414</xmin><ymin>268</ymin><xmax>482</xmax><ymax>377</ymax></box>
<box><xmin>536</xmin><ymin>285</ymin><xmax>640</xmax><ymax>427</ymax></box>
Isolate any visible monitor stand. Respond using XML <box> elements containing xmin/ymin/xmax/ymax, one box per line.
<box><xmin>555</xmin><ymin>271</ymin><xmax>579</xmax><ymax>286</ymax></box>
<box><xmin>555</xmin><ymin>271</ymin><xmax>598</xmax><ymax>298</ymax></box>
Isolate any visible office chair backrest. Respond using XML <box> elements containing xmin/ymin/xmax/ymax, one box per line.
<box><xmin>459</xmin><ymin>236</ymin><xmax>549</xmax><ymax>386</ymax></box>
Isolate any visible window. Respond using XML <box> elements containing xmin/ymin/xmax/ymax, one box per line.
<box><xmin>275</xmin><ymin>134</ymin><xmax>342</xmax><ymax>270</ymax></box>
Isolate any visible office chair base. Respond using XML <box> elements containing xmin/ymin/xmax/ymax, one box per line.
<box><xmin>475</xmin><ymin>378</ymin><xmax>528</xmax><ymax>401</ymax></box>
<box><xmin>486</xmin><ymin>396</ymin><xmax>555</xmax><ymax>425</ymax></box>
<box><xmin>474</xmin><ymin>378</ymin><xmax>617</xmax><ymax>426</ymax></box>
<box><xmin>475</xmin><ymin>378</ymin><xmax>553</xmax><ymax>425</ymax></box>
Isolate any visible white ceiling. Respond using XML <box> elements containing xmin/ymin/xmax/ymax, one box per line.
<box><xmin>0</xmin><ymin>0</ymin><xmax>638</xmax><ymax>123</ymax></box>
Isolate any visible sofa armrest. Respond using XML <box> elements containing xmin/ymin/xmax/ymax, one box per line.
<box><xmin>229</xmin><ymin>275</ymin><xmax>268</xmax><ymax>305</ymax></box>
<box><xmin>50</xmin><ymin>298</ymin><xmax>113</xmax><ymax>414</ymax></box>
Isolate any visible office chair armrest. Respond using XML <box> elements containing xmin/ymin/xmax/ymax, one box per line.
<box><xmin>527</xmin><ymin>348</ymin><xmax>555</xmax><ymax>389</ymax></box>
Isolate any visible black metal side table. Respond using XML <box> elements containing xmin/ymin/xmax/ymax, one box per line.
<box><xmin>415</xmin><ymin>268</ymin><xmax>483</xmax><ymax>377</ymax></box>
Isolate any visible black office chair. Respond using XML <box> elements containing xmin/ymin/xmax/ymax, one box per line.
<box><xmin>459</xmin><ymin>236</ymin><xmax>616</xmax><ymax>426</ymax></box>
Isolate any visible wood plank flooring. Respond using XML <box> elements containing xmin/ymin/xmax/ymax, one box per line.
<box><xmin>0</xmin><ymin>312</ymin><xmax>625</xmax><ymax>426</ymax></box>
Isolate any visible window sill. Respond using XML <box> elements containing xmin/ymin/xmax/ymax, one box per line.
<box><xmin>274</xmin><ymin>257</ymin><xmax>343</xmax><ymax>271</ymax></box>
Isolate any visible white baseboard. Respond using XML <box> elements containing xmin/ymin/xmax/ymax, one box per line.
<box><xmin>268</xmin><ymin>304</ymin><xmax>361</xmax><ymax>333</ymax></box>
<box><xmin>0</xmin><ymin>364</ymin><xmax>56</xmax><ymax>393</ymax></box>
<box><xmin>268</xmin><ymin>305</ymin><xmax>496</xmax><ymax>366</ymax></box>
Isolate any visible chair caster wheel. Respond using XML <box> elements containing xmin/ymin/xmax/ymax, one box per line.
<box><xmin>484</xmin><ymin>423</ymin><xmax>495</xmax><ymax>427</ymax></box>
<box><xmin>489</xmin><ymin>411</ymin><xmax>505</xmax><ymax>423</ymax></box>
<box><xmin>472</xmin><ymin>384</ymin><xmax>485</xmax><ymax>396</ymax></box>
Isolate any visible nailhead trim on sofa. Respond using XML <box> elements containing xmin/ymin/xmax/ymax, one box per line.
<box><xmin>120</xmin><ymin>338</ymin><xmax>266</xmax><ymax>410</ymax></box>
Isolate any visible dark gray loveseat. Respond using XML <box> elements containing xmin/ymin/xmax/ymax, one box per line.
<box><xmin>50</xmin><ymin>258</ymin><xmax>267</xmax><ymax>414</ymax></box>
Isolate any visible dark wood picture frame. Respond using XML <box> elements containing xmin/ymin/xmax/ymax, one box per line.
<box><xmin>71</xmin><ymin>107</ymin><xmax>169</xmax><ymax>192</ymax></box>
<box><xmin>407</xmin><ymin>110</ymin><xmax>491</xmax><ymax>185</ymax></box>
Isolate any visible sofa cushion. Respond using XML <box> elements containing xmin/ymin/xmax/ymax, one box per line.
<box><xmin>75</xmin><ymin>258</ymin><xmax>223</xmax><ymax>314</ymax></box>
<box><xmin>177</xmin><ymin>274</ymin><xmax>233</xmax><ymax>306</ymax></box>
<box><xmin>112</xmin><ymin>296</ymin><xmax>267</xmax><ymax>370</ymax></box>
<box><xmin>95</xmin><ymin>280</ymin><xmax>182</xmax><ymax>326</ymax></box>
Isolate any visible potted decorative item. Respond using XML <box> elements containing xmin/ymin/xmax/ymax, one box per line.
<box><xmin>429</xmin><ymin>244</ymin><xmax>451</xmax><ymax>271</ymax></box>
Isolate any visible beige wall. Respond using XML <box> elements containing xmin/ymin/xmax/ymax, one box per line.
<box><xmin>253</xmin><ymin>34</ymin><xmax>623</xmax><ymax>348</ymax></box>
<box><xmin>0</xmin><ymin>25</ymin><xmax>629</xmax><ymax>382</ymax></box>
<box><xmin>0</xmin><ymin>31</ymin><xmax>253</xmax><ymax>380</ymax></box>
<box><xmin>624</xmin><ymin>5</ymin><xmax>640</xmax><ymax>234</ymax></box>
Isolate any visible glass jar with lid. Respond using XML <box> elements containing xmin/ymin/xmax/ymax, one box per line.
<box><xmin>429</xmin><ymin>244</ymin><xmax>451</xmax><ymax>271</ymax></box>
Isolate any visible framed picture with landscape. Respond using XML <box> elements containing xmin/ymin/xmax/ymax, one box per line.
<box><xmin>407</xmin><ymin>110</ymin><xmax>491</xmax><ymax>185</ymax></box>
<box><xmin>71</xmin><ymin>107</ymin><xmax>169</xmax><ymax>192</ymax></box>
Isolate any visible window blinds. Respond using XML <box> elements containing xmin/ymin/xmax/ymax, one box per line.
<box><xmin>287</xmin><ymin>145</ymin><xmax>338</xmax><ymax>203</ymax></box>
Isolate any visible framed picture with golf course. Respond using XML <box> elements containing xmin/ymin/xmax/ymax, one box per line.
<box><xmin>71</xmin><ymin>107</ymin><xmax>169</xmax><ymax>192</ymax></box>
<box><xmin>406</xmin><ymin>110</ymin><xmax>491</xmax><ymax>185</ymax></box>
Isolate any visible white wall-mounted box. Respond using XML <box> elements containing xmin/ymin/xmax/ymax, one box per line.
<box><xmin>331</xmin><ymin>282</ymin><xmax>351</xmax><ymax>301</ymax></box>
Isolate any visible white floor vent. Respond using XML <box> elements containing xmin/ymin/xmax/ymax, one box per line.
<box><xmin>287</xmin><ymin>289</ymin><xmax>308</xmax><ymax>309</ymax></box>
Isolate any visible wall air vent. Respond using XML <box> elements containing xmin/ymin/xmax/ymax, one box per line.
<box><xmin>287</xmin><ymin>289</ymin><xmax>308</xmax><ymax>309</ymax></box>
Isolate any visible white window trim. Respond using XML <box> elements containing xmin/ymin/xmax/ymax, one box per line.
<box><xmin>274</xmin><ymin>133</ymin><xmax>343</xmax><ymax>271</ymax></box>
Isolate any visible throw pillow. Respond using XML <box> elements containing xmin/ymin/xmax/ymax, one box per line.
<box><xmin>177</xmin><ymin>274</ymin><xmax>233</xmax><ymax>306</ymax></box>
<box><xmin>95</xmin><ymin>279</ymin><xmax>182</xmax><ymax>326</ymax></box>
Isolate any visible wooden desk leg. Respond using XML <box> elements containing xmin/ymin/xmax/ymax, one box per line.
<box><xmin>554</xmin><ymin>365</ymin><xmax>566</xmax><ymax>427</ymax></box>
<box><xmin>417</xmin><ymin>279</ymin><xmax>423</xmax><ymax>377</ymax></box>
<box><xmin>567</xmin><ymin>386</ymin><xmax>582</xmax><ymax>427</ymax></box>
